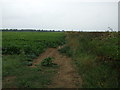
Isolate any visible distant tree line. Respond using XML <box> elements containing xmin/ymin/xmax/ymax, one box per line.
<box><xmin>0</xmin><ymin>29</ymin><xmax>65</xmax><ymax>32</ymax></box>
<box><xmin>0</xmin><ymin>29</ymin><xmax>119</xmax><ymax>32</ymax></box>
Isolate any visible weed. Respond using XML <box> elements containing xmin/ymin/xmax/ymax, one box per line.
<box><xmin>41</xmin><ymin>57</ymin><xmax>58</xmax><ymax>67</ymax></box>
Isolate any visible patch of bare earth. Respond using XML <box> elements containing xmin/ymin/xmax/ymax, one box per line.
<box><xmin>3</xmin><ymin>76</ymin><xmax>16</xmax><ymax>88</ymax></box>
<box><xmin>31</xmin><ymin>47</ymin><xmax>82</xmax><ymax>88</ymax></box>
<box><xmin>4</xmin><ymin>76</ymin><xmax>16</xmax><ymax>82</ymax></box>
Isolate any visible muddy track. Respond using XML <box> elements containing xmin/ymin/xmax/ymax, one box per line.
<box><xmin>32</xmin><ymin>47</ymin><xmax>82</xmax><ymax>88</ymax></box>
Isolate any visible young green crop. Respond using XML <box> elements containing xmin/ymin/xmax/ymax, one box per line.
<box><xmin>2</xmin><ymin>32</ymin><xmax>65</xmax><ymax>56</ymax></box>
<box><xmin>2</xmin><ymin>31</ymin><xmax>65</xmax><ymax>88</ymax></box>
<box><xmin>41</xmin><ymin>57</ymin><xmax>54</xmax><ymax>66</ymax></box>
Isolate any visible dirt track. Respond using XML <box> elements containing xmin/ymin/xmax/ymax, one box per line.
<box><xmin>32</xmin><ymin>48</ymin><xmax>82</xmax><ymax>88</ymax></box>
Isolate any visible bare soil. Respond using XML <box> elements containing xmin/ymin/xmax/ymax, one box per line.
<box><xmin>4</xmin><ymin>76</ymin><xmax>16</xmax><ymax>82</ymax></box>
<box><xmin>3</xmin><ymin>76</ymin><xmax>16</xmax><ymax>88</ymax></box>
<box><xmin>32</xmin><ymin>47</ymin><xmax>82</xmax><ymax>88</ymax></box>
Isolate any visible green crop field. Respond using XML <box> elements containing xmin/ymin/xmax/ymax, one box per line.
<box><xmin>2</xmin><ymin>32</ymin><xmax>65</xmax><ymax>88</ymax></box>
<box><xmin>2</xmin><ymin>32</ymin><xmax>65</xmax><ymax>55</ymax></box>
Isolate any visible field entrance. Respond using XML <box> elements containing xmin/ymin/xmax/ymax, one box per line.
<box><xmin>2</xmin><ymin>32</ymin><xmax>82</xmax><ymax>88</ymax></box>
<box><xmin>31</xmin><ymin>47</ymin><xmax>82</xmax><ymax>88</ymax></box>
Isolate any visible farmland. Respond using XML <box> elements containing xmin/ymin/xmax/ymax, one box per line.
<box><xmin>2</xmin><ymin>32</ymin><xmax>65</xmax><ymax>55</ymax></box>
<box><xmin>2</xmin><ymin>32</ymin><xmax>65</xmax><ymax>88</ymax></box>
<box><xmin>2</xmin><ymin>31</ymin><xmax>119</xmax><ymax>88</ymax></box>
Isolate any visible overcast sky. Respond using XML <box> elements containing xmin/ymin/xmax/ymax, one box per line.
<box><xmin>1</xmin><ymin>0</ymin><xmax>119</xmax><ymax>31</ymax></box>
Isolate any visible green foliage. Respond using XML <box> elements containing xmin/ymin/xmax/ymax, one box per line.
<box><xmin>41</xmin><ymin>57</ymin><xmax>58</xmax><ymax>67</ymax></box>
<box><xmin>58</xmin><ymin>46</ymin><xmax>72</xmax><ymax>56</ymax></box>
<box><xmin>41</xmin><ymin>57</ymin><xmax>54</xmax><ymax>66</ymax></box>
<box><xmin>2</xmin><ymin>32</ymin><xmax>65</xmax><ymax>56</ymax></box>
<box><xmin>32</xmin><ymin>67</ymin><xmax>41</xmax><ymax>72</ymax></box>
<box><xmin>2</xmin><ymin>55</ymin><xmax>24</xmax><ymax>77</ymax></box>
<box><xmin>2</xmin><ymin>32</ymin><xmax>64</xmax><ymax>88</ymax></box>
<box><xmin>2</xmin><ymin>55</ymin><xmax>57</xmax><ymax>88</ymax></box>
<box><xmin>62</xmin><ymin>32</ymin><xmax>119</xmax><ymax>88</ymax></box>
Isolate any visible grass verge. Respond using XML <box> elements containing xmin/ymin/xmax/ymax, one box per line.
<box><xmin>59</xmin><ymin>32</ymin><xmax>119</xmax><ymax>88</ymax></box>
